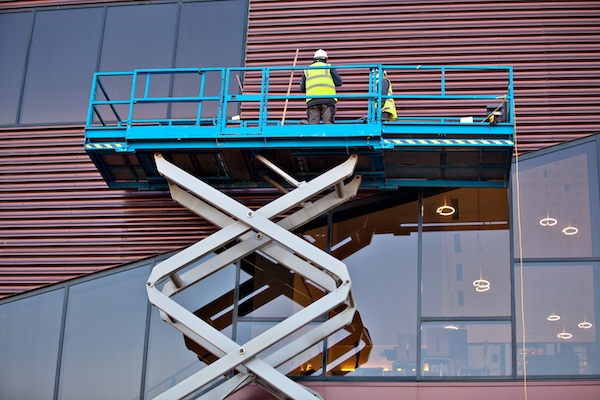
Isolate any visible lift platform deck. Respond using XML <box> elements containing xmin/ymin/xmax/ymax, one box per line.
<box><xmin>84</xmin><ymin>64</ymin><xmax>515</xmax><ymax>191</ymax></box>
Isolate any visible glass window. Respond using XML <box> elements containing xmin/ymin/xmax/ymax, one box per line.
<box><xmin>100</xmin><ymin>3</ymin><xmax>178</xmax><ymax>72</ymax></box>
<box><xmin>0</xmin><ymin>289</ymin><xmax>64</xmax><ymax>399</ymax></box>
<box><xmin>513</xmin><ymin>141</ymin><xmax>600</xmax><ymax>259</ymax></box>
<box><xmin>20</xmin><ymin>7</ymin><xmax>104</xmax><ymax>125</ymax></box>
<box><xmin>515</xmin><ymin>262</ymin><xmax>599</xmax><ymax>375</ymax></box>
<box><xmin>0</xmin><ymin>11</ymin><xmax>33</xmax><ymax>125</ymax></box>
<box><xmin>97</xmin><ymin>3</ymin><xmax>178</xmax><ymax>123</ymax></box>
<box><xmin>144</xmin><ymin>306</ymin><xmax>205</xmax><ymax>399</ymax></box>
<box><xmin>236</xmin><ymin>321</ymin><xmax>324</xmax><ymax>377</ymax></box>
<box><xmin>422</xmin><ymin>188</ymin><xmax>511</xmax><ymax>317</ymax></box>
<box><xmin>326</xmin><ymin>191</ymin><xmax>420</xmax><ymax>376</ymax></box>
<box><xmin>57</xmin><ymin>266</ymin><xmax>150</xmax><ymax>400</ymax></box>
<box><xmin>172</xmin><ymin>0</ymin><xmax>248</xmax><ymax>119</ymax></box>
<box><xmin>175</xmin><ymin>0</ymin><xmax>247</xmax><ymax>69</ymax></box>
<box><xmin>145</xmin><ymin>254</ymin><xmax>241</xmax><ymax>398</ymax></box>
<box><xmin>421</xmin><ymin>321</ymin><xmax>512</xmax><ymax>377</ymax></box>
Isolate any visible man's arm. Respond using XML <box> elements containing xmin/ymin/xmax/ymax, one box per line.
<box><xmin>381</xmin><ymin>78</ymin><xmax>390</xmax><ymax>95</ymax></box>
<box><xmin>331</xmin><ymin>68</ymin><xmax>343</xmax><ymax>87</ymax></box>
<box><xmin>299</xmin><ymin>73</ymin><xmax>306</xmax><ymax>92</ymax></box>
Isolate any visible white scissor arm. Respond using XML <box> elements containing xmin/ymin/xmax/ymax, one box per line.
<box><xmin>147</xmin><ymin>153</ymin><xmax>360</xmax><ymax>400</ymax></box>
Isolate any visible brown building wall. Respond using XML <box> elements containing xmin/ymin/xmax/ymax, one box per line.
<box><xmin>1</xmin><ymin>0</ymin><xmax>599</xmax><ymax>297</ymax></box>
<box><xmin>244</xmin><ymin>0</ymin><xmax>600</xmax><ymax>151</ymax></box>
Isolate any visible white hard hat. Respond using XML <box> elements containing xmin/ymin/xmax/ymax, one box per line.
<box><xmin>313</xmin><ymin>49</ymin><xmax>328</xmax><ymax>60</ymax></box>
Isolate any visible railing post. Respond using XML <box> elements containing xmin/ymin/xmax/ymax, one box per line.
<box><xmin>195</xmin><ymin>69</ymin><xmax>206</xmax><ymax>126</ymax></box>
<box><xmin>508</xmin><ymin>66</ymin><xmax>514</xmax><ymax>124</ymax></box>
<box><xmin>218</xmin><ymin>67</ymin><xmax>227</xmax><ymax>129</ymax></box>
<box><xmin>261</xmin><ymin>67</ymin><xmax>269</xmax><ymax>130</ymax></box>
<box><xmin>440</xmin><ymin>66</ymin><xmax>446</xmax><ymax>97</ymax></box>
<box><xmin>144</xmin><ymin>73</ymin><xmax>151</xmax><ymax>99</ymax></box>
<box><xmin>86</xmin><ymin>73</ymin><xmax>99</xmax><ymax>128</ymax></box>
<box><xmin>127</xmin><ymin>70</ymin><xmax>138</xmax><ymax>127</ymax></box>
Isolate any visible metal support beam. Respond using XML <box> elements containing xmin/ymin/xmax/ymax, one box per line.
<box><xmin>146</xmin><ymin>153</ymin><xmax>361</xmax><ymax>399</ymax></box>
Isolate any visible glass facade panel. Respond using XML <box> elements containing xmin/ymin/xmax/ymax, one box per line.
<box><xmin>1</xmin><ymin>1</ymin><xmax>249</xmax><ymax>126</ymax></box>
<box><xmin>20</xmin><ymin>8</ymin><xmax>104</xmax><ymax>125</ymax></box>
<box><xmin>236</xmin><ymin>321</ymin><xmax>324</xmax><ymax>377</ymax></box>
<box><xmin>327</xmin><ymin>192</ymin><xmax>420</xmax><ymax>376</ymax></box>
<box><xmin>0</xmin><ymin>289</ymin><xmax>64</xmax><ymax>400</ymax></box>
<box><xmin>421</xmin><ymin>322</ymin><xmax>512</xmax><ymax>377</ymax></box>
<box><xmin>422</xmin><ymin>188</ymin><xmax>511</xmax><ymax>317</ymax></box>
<box><xmin>0</xmin><ymin>12</ymin><xmax>32</xmax><ymax>125</ymax></box>
<box><xmin>99</xmin><ymin>3</ymin><xmax>178</xmax><ymax>123</ymax></box>
<box><xmin>515</xmin><ymin>261</ymin><xmax>600</xmax><ymax>375</ymax></box>
<box><xmin>57</xmin><ymin>266</ymin><xmax>150</xmax><ymax>400</ymax></box>
<box><xmin>175</xmin><ymin>0</ymin><xmax>247</xmax><ymax>68</ymax></box>
<box><xmin>513</xmin><ymin>141</ymin><xmax>600</xmax><ymax>259</ymax></box>
<box><xmin>144</xmin><ymin>306</ymin><xmax>204</xmax><ymax>399</ymax></box>
<box><xmin>100</xmin><ymin>3</ymin><xmax>177</xmax><ymax>72</ymax></box>
<box><xmin>172</xmin><ymin>0</ymin><xmax>248</xmax><ymax>119</ymax></box>
<box><xmin>146</xmin><ymin>257</ymin><xmax>244</xmax><ymax>399</ymax></box>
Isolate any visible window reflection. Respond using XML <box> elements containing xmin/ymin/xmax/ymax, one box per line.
<box><xmin>237</xmin><ymin>321</ymin><xmax>325</xmax><ymax>376</ymax></box>
<box><xmin>422</xmin><ymin>188</ymin><xmax>511</xmax><ymax>317</ymax></box>
<box><xmin>322</xmin><ymin>191</ymin><xmax>420</xmax><ymax>376</ymax></box>
<box><xmin>145</xmin><ymin>307</ymin><xmax>205</xmax><ymax>399</ymax></box>
<box><xmin>0</xmin><ymin>289</ymin><xmax>64</xmax><ymax>400</ymax></box>
<box><xmin>513</xmin><ymin>142</ymin><xmax>599</xmax><ymax>258</ymax></box>
<box><xmin>20</xmin><ymin>7</ymin><xmax>104</xmax><ymax>124</ymax></box>
<box><xmin>58</xmin><ymin>266</ymin><xmax>149</xmax><ymax>400</ymax></box>
<box><xmin>0</xmin><ymin>12</ymin><xmax>32</xmax><ymax>125</ymax></box>
<box><xmin>421</xmin><ymin>322</ymin><xmax>511</xmax><ymax>377</ymax></box>
<box><xmin>515</xmin><ymin>262</ymin><xmax>599</xmax><ymax>375</ymax></box>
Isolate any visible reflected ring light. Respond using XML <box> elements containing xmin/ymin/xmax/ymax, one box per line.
<box><xmin>578</xmin><ymin>321</ymin><xmax>593</xmax><ymax>329</ymax></box>
<box><xmin>539</xmin><ymin>217</ymin><xmax>558</xmax><ymax>227</ymax></box>
<box><xmin>436</xmin><ymin>204</ymin><xmax>455</xmax><ymax>216</ymax></box>
<box><xmin>557</xmin><ymin>331</ymin><xmax>573</xmax><ymax>340</ymax></box>
<box><xmin>473</xmin><ymin>279</ymin><xmax>490</xmax><ymax>292</ymax></box>
<box><xmin>547</xmin><ymin>313</ymin><xmax>560</xmax><ymax>321</ymax></box>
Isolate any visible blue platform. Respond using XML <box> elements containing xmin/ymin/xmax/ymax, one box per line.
<box><xmin>84</xmin><ymin>65</ymin><xmax>515</xmax><ymax>190</ymax></box>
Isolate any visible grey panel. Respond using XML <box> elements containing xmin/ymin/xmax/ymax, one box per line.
<box><xmin>0</xmin><ymin>289</ymin><xmax>64</xmax><ymax>399</ymax></box>
<box><xmin>0</xmin><ymin>12</ymin><xmax>32</xmax><ymax>125</ymax></box>
<box><xmin>20</xmin><ymin>7</ymin><xmax>104</xmax><ymax>125</ymax></box>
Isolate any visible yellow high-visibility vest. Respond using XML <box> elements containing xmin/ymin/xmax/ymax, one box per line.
<box><xmin>382</xmin><ymin>77</ymin><xmax>397</xmax><ymax>120</ymax></box>
<box><xmin>304</xmin><ymin>62</ymin><xmax>337</xmax><ymax>103</ymax></box>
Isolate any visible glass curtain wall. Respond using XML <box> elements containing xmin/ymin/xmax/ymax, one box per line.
<box><xmin>420</xmin><ymin>188</ymin><xmax>512</xmax><ymax>377</ymax></box>
<box><xmin>0</xmin><ymin>289</ymin><xmax>64</xmax><ymax>399</ymax></box>
<box><xmin>513</xmin><ymin>137</ymin><xmax>600</xmax><ymax>376</ymax></box>
<box><xmin>292</xmin><ymin>187</ymin><xmax>512</xmax><ymax>378</ymax></box>
<box><xmin>0</xmin><ymin>0</ymin><xmax>248</xmax><ymax>127</ymax></box>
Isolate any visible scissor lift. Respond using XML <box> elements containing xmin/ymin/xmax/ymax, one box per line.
<box><xmin>84</xmin><ymin>64</ymin><xmax>515</xmax><ymax>399</ymax></box>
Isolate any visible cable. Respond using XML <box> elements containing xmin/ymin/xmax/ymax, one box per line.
<box><xmin>512</xmin><ymin>103</ymin><xmax>528</xmax><ymax>400</ymax></box>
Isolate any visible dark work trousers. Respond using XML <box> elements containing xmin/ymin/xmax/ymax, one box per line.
<box><xmin>307</xmin><ymin>103</ymin><xmax>336</xmax><ymax>124</ymax></box>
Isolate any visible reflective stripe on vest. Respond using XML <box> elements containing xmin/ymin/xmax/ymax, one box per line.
<box><xmin>382</xmin><ymin>77</ymin><xmax>397</xmax><ymax>120</ymax></box>
<box><xmin>304</xmin><ymin>62</ymin><xmax>337</xmax><ymax>103</ymax></box>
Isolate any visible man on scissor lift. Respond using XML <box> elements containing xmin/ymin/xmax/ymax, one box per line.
<box><xmin>299</xmin><ymin>49</ymin><xmax>343</xmax><ymax>124</ymax></box>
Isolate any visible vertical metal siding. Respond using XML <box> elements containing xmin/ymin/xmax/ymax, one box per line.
<box><xmin>245</xmin><ymin>0</ymin><xmax>600</xmax><ymax>151</ymax></box>
<box><xmin>0</xmin><ymin>125</ymin><xmax>279</xmax><ymax>297</ymax></box>
<box><xmin>0</xmin><ymin>127</ymin><xmax>211</xmax><ymax>296</ymax></box>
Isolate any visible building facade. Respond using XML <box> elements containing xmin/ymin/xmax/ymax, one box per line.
<box><xmin>1</xmin><ymin>1</ymin><xmax>600</xmax><ymax>399</ymax></box>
